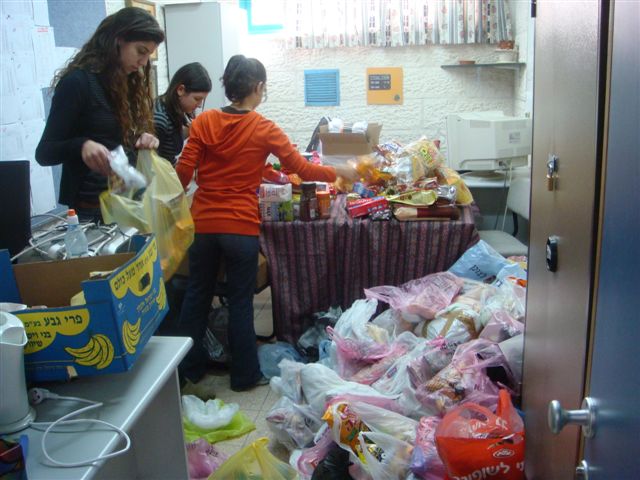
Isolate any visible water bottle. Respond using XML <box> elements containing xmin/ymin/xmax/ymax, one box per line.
<box><xmin>64</xmin><ymin>209</ymin><xmax>89</xmax><ymax>258</ymax></box>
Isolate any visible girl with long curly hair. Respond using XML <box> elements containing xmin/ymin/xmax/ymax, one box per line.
<box><xmin>36</xmin><ymin>7</ymin><xmax>164</xmax><ymax>220</ymax></box>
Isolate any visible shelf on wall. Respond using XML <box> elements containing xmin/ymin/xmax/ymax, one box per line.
<box><xmin>441</xmin><ymin>62</ymin><xmax>526</xmax><ymax>70</ymax></box>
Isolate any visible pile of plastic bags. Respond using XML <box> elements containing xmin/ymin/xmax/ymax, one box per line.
<box><xmin>262</xmin><ymin>240</ymin><xmax>527</xmax><ymax>479</ymax></box>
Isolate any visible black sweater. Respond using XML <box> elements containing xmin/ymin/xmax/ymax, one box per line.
<box><xmin>36</xmin><ymin>69</ymin><xmax>130</xmax><ymax>208</ymax></box>
<box><xmin>153</xmin><ymin>98</ymin><xmax>184</xmax><ymax>165</ymax></box>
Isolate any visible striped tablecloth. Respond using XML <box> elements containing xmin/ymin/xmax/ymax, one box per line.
<box><xmin>259</xmin><ymin>195</ymin><xmax>480</xmax><ymax>344</ymax></box>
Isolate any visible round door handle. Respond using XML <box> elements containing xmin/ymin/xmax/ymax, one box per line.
<box><xmin>548</xmin><ymin>397</ymin><xmax>596</xmax><ymax>438</ymax></box>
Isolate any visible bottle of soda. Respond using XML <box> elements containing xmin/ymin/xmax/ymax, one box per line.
<box><xmin>64</xmin><ymin>209</ymin><xmax>89</xmax><ymax>258</ymax></box>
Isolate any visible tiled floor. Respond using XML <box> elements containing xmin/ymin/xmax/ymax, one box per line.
<box><xmin>189</xmin><ymin>287</ymin><xmax>290</xmax><ymax>463</ymax></box>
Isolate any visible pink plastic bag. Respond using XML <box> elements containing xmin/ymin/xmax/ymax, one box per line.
<box><xmin>365</xmin><ymin>272</ymin><xmax>464</xmax><ymax>321</ymax></box>
<box><xmin>416</xmin><ymin>339</ymin><xmax>514</xmax><ymax>416</ymax></box>
<box><xmin>186</xmin><ymin>439</ymin><xmax>228</xmax><ymax>479</ymax></box>
<box><xmin>410</xmin><ymin>416</ymin><xmax>446</xmax><ymax>480</ymax></box>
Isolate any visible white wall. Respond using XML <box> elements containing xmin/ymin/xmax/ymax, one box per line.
<box><xmin>249</xmin><ymin>42</ymin><xmax>521</xmax><ymax>154</ymax></box>
<box><xmin>107</xmin><ymin>0</ymin><xmax>533</xmax><ymax>155</ymax></box>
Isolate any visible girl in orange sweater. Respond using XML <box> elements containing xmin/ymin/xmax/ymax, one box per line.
<box><xmin>175</xmin><ymin>55</ymin><xmax>357</xmax><ymax>391</ymax></box>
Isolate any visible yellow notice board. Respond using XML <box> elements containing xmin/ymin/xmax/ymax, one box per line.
<box><xmin>366</xmin><ymin>67</ymin><xmax>403</xmax><ymax>105</ymax></box>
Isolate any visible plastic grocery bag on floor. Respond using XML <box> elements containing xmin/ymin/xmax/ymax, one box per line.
<box><xmin>259</xmin><ymin>341</ymin><xmax>305</xmax><ymax>379</ymax></box>
<box><xmin>266</xmin><ymin>396</ymin><xmax>322</xmax><ymax>450</ymax></box>
<box><xmin>410</xmin><ymin>416</ymin><xmax>445</xmax><ymax>480</ymax></box>
<box><xmin>435</xmin><ymin>390</ymin><xmax>525</xmax><ymax>480</ymax></box>
<box><xmin>182</xmin><ymin>395</ymin><xmax>239</xmax><ymax>430</ymax></box>
<box><xmin>448</xmin><ymin>240</ymin><xmax>510</xmax><ymax>283</ymax></box>
<box><xmin>100</xmin><ymin>149</ymin><xmax>194</xmax><ymax>280</ymax></box>
<box><xmin>365</xmin><ymin>272</ymin><xmax>464</xmax><ymax>322</ymax></box>
<box><xmin>183</xmin><ymin>407</ymin><xmax>255</xmax><ymax>444</ymax></box>
<box><xmin>209</xmin><ymin>437</ymin><xmax>298</xmax><ymax>480</ymax></box>
<box><xmin>186</xmin><ymin>439</ymin><xmax>228</xmax><ymax>480</ymax></box>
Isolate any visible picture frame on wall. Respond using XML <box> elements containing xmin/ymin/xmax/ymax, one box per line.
<box><xmin>125</xmin><ymin>0</ymin><xmax>158</xmax><ymax>59</ymax></box>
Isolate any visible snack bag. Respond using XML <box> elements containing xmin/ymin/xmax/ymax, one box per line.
<box><xmin>435</xmin><ymin>390</ymin><xmax>525</xmax><ymax>480</ymax></box>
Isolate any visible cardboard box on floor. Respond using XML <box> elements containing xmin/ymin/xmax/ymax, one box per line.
<box><xmin>319</xmin><ymin>123</ymin><xmax>382</xmax><ymax>156</ymax></box>
<box><xmin>0</xmin><ymin>235</ymin><xmax>167</xmax><ymax>382</ymax></box>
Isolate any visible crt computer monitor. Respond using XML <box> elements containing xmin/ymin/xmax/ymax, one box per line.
<box><xmin>445</xmin><ymin>111</ymin><xmax>532</xmax><ymax>172</ymax></box>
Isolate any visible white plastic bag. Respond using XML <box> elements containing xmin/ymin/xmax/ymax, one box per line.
<box><xmin>181</xmin><ymin>395</ymin><xmax>239</xmax><ymax>430</ymax></box>
<box><xmin>109</xmin><ymin>145</ymin><xmax>147</xmax><ymax>190</ymax></box>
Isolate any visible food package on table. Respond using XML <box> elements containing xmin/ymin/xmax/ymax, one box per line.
<box><xmin>396</xmin><ymin>137</ymin><xmax>445</xmax><ymax>180</ymax></box>
<box><xmin>388</xmin><ymin>189</ymin><xmax>438</xmax><ymax>207</ymax></box>
<box><xmin>260</xmin><ymin>200</ymin><xmax>293</xmax><ymax>221</ymax></box>
<box><xmin>393</xmin><ymin>205</ymin><xmax>460</xmax><ymax>221</ymax></box>
<box><xmin>346</xmin><ymin>196</ymin><xmax>389</xmax><ymax>218</ymax></box>
<box><xmin>259</xmin><ymin>183</ymin><xmax>293</xmax><ymax>202</ymax></box>
<box><xmin>436</xmin><ymin>166</ymin><xmax>474</xmax><ymax>205</ymax></box>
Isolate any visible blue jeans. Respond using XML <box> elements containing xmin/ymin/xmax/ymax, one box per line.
<box><xmin>177</xmin><ymin>233</ymin><xmax>261</xmax><ymax>390</ymax></box>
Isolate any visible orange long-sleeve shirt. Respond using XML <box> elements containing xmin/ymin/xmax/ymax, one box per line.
<box><xmin>176</xmin><ymin>109</ymin><xmax>337</xmax><ymax>236</ymax></box>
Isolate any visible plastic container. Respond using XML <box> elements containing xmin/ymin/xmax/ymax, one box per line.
<box><xmin>317</xmin><ymin>191</ymin><xmax>331</xmax><ymax>219</ymax></box>
<box><xmin>64</xmin><ymin>209</ymin><xmax>89</xmax><ymax>258</ymax></box>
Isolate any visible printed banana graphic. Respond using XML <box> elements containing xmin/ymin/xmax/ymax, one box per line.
<box><xmin>64</xmin><ymin>334</ymin><xmax>115</xmax><ymax>370</ymax></box>
<box><xmin>122</xmin><ymin>318</ymin><xmax>142</xmax><ymax>355</ymax></box>
<box><xmin>156</xmin><ymin>282</ymin><xmax>167</xmax><ymax>310</ymax></box>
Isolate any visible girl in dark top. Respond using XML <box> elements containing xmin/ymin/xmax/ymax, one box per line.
<box><xmin>35</xmin><ymin>7</ymin><xmax>165</xmax><ymax>219</ymax></box>
<box><xmin>154</xmin><ymin>62</ymin><xmax>212</xmax><ymax>164</ymax></box>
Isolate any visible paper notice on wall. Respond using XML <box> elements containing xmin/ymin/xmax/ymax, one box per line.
<box><xmin>17</xmin><ymin>86</ymin><xmax>45</xmax><ymax>121</ymax></box>
<box><xmin>1</xmin><ymin>96</ymin><xmax>20</xmax><ymax>124</ymax></box>
<box><xmin>0</xmin><ymin>123</ymin><xmax>25</xmax><ymax>159</ymax></box>
<box><xmin>32</xmin><ymin>26</ymin><xmax>56</xmax><ymax>87</ymax></box>
<box><xmin>4</xmin><ymin>15</ymin><xmax>33</xmax><ymax>54</ymax></box>
<box><xmin>30</xmin><ymin>161</ymin><xmax>57</xmax><ymax>215</ymax></box>
<box><xmin>21</xmin><ymin>119</ymin><xmax>45</xmax><ymax>159</ymax></box>
<box><xmin>31</xmin><ymin>0</ymin><xmax>50</xmax><ymax>26</ymax></box>
<box><xmin>13</xmin><ymin>52</ymin><xmax>38</xmax><ymax>87</ymax></box>
<box><xmin>0</xmin><ymin>58</ymin><xmax>17</xmax><ymax>96</ymax></box>
<box><xmin>1</xmin><ymin>2</ymin><xmax>33</xmax><ymax>18</ymax></box>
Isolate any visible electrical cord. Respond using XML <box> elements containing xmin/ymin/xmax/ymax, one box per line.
<box><xmin>28</xmin><ymin>388</ymin><xmax>131</xmax><ymax>468</ymax></box>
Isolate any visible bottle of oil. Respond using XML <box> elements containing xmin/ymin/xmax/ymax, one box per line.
<box><xmin>64</xmin><ymin>209</ymin><xmax>89</xmax><ymax>258</ymax></box>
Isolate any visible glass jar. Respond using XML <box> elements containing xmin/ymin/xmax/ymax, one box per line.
<box><xmin>299</xmin><ymin>182</ymin><xmax>317</xmax><ymax>221</ymax></box>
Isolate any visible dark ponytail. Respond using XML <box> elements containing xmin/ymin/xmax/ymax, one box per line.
<box><xmin>221</xmin><ymin>55</ymin><xmax>266</xmax><ymax>103</ymax></box>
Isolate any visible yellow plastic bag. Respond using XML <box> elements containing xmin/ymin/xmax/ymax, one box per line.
<box><xmin>100</xmin><ymin>150</ymin><xmax>194</xmax><ymax>280</ymax></box>
<box><xmin>209</xmin><ymin>437</ymin><xmax>298</xmax><ymax>480</ymax></box>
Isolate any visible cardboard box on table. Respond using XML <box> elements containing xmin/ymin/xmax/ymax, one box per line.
<box><xmin>0</xmin><ymin>235</ymin><xmax>167</xmax><ymax>382</ymax></box>
<box><xmin>319</xmin><ymin>123</ymin><xmax>382</xmax><ymax>156</ymax></box>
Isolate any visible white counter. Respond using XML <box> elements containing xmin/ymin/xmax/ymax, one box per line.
<box><xmin>25</xmin><ymin>336</ymin><xmax>192</xmax><ymax>480</ymax></box>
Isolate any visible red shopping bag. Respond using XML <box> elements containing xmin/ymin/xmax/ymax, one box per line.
<box><xmin>435</xmin><ymin>389</ymin><xmax>525</xmax><ymax>480</ymax></box>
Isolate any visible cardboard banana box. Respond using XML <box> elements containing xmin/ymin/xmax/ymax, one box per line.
<box><xmin>0</xmin><ymin>235</ymin><xmax>168</xmax><ymax>382</ymax></box>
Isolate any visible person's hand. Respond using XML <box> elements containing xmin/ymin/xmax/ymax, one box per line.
<box><xmin>81</xmin><ymin>140</ymin><xmax>111</xmax><ymax>176</ymax></box>
<box><xmin>333</xmin><ymin>163</ymin><xmax>361</xmax><ymax>183</ymax></box>
<box><xmin>135</xmin><ymin>132</ymin><xmax>159</xmax><ymax>150</ymax></box>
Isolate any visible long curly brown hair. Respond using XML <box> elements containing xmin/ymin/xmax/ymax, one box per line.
<box><xmin>54</xmin><ymin>7</ymin><xmax>164</xmax><ymax>147</ymax></box>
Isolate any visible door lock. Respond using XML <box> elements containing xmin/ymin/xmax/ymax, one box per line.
<box><xmin>548</xmin><ymin>397</ymin><xmax>597</xmax><ymax>438</ymax></box>
<box><xmin>547</xmin><ymin>154</ymin><xmax>559</xmax><ymax>190</ymax></box>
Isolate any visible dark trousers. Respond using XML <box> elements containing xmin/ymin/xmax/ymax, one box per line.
<box><xmin>177</xmin><ymin>233</ymin><xmax>261</xmax><ymax>390</ymax></box>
